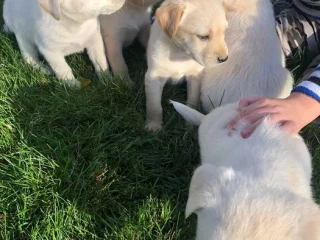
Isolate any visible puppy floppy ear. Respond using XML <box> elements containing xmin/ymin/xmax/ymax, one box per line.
<box><xmin>37</xmin><ymin>0</ymin><xmax>61</xmax><ymax>20</ymax></box>
<box><xmin>222</xmin><ymin>0</ymin><xmax>247</xmax><ymax>12</ymax></box>
<box><xmin>222</xmin><ymin>2</ymin><xmax>229</xmax><ymax>17</ymax></box>
<box><xmin>155</xmin><ymin>1</ymin><xmax>186</xmax><ymax>38</ymax></box>
<box><xmin>170</xmin><ymin>100</ymin><xmax>204</xmax><ymax>126</ymax></box>
<box><xmin>186</xmin><ymin>165</ymin><xmax>235</xmax><ymax>218</ymax></box>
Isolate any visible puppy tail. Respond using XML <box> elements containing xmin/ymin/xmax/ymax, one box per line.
<box><xmin>2</xmin><ymin>24</ymin><xmax>10</xmax><ymax>33</ymax></box>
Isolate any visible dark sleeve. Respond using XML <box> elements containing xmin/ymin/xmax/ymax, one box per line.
<box><xmin>292</xmin><ymin>65</ymin><xmax>320</xmax><ymax>102</ymax></box>
<box><xmin>293</xmin><ymin>0</ymin><xmax>320</xmax><ymax>18</ymax></box>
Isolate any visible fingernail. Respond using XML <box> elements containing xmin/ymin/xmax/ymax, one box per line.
<box><xmin>241</xmin><ymin>131</ymin><xmax>248</xmax><ymax>139</ymax></box>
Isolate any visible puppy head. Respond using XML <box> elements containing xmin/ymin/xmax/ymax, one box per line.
<box><xmin>156</xmin><ymin>0</ymin><xmax>228</xmax><ymax>67</ymax></box>
<box><xmin>171</xmin><ymin>100</ymin><xmax>240</xmax><ymax>160</ymax></box>
<box><xmin>187</xmin><ymin>165</ymin><xmax>320</xmax><ymax>240</ymax></box>
<box><xmin>171</xmin><ymin>100</ymin><xmax>238</xmax><ymax>147</ymax></box>
<box><xmin>38</xmin><ymin>0</ymin><xmax>125</xmax><ymax>22</ymax></box>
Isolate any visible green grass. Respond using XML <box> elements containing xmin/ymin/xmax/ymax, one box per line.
<box><xmin>1</xmin><ymin>2</ymin><xmax>320</xmax><ymax>239</ymax></box>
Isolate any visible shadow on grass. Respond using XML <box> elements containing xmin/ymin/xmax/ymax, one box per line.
<box><xmin>0</xmin><ymin>33</ymin><xmax>199</xmax><ymax>239</ymax></box>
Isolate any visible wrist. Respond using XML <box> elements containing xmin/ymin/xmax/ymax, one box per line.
<box><xmin>289</xmin><ymin>92</ymin><xmax>320</xmax><ymax>106</ymax></box>
<box><xmin>288</xmin><ymin>92</ymin><xmax>320</xmax><ymax>120</ymax></box>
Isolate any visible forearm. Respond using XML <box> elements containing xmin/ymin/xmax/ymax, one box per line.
<box><xmin>292</xmin><ymin>64</ymin><xmax>320</xmax><ymax>124</ymax></box>
<box><xmin>292</xmin><ymin>65</ymin><xmax>320</xmax><ymax>102</ymax></box>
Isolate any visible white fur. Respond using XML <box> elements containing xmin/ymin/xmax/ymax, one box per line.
<box><xmin>172</xmin><ymin>101</ymin><xmax>320</xmax><ymax>240</ymax></box>
<box><xmin>3</xmin><ymin>0</ymin><xmax>125</xmax><ymax>88</ymax></box>
<box><xmin>145</xmin><ymin>0</ymin><xmax>293</xmax><ymax>131</ymax></box>
<box><xmin>100</xmin><ymin>0</ymin><xmax>159</xmax><ymax>80</ymax></box>
<box><xmin>201</xmin><ymin>0</ymin><xmax>293</xmax><ymax>112</ymax></box>
<box><xmin>2</xmin><ymin>24</ymin><xmax>10</xmax><ymax>33</ymax></box>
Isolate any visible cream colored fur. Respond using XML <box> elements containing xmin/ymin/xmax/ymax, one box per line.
<box><xmin>100</xmin><ymin>0</ymin><xmax>159</xmax><ymax>81</ymax></box>
<box><xmin>172</xmin><ymin>100</ymin><xmax>320</xmax><ymax>240</ymax></box>
<box><xmin>145</xmin><ymin>0</ymin><xmax>293</xmax><ymax>131</ymax></box>
<box><xmin>201</xmin><ymin>0</ymin><xmax>293</xmax><ymax>112</ymax></box>
<box><xmin>145</xmin><ymin>0</ymin><xmax>229</xmax><ymax>131</ymax></box>
<box><xmin>3</xmin><ymin>0</ymin><xmax>125</xmax><ymax>88</ymax></box>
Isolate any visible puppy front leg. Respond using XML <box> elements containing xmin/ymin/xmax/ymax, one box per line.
<box><xmin>185</xmin><ymin>76</ymin><xmax>201</xmax><ymax>127</ymax></box>
<box><xmin>16</xmin><ymin>36</ymin><xmax>52</xmax><ymax>75</ymax></box>
<box><xmin>86</xmin><ymin>31</ymin><xmax>109</xmax><ymax>80</ymax></box>
<box><xmin>104</xmin><ymin>36</ymin><xmax>130</xmax><ymax>80</ymax></box>
<box><xmin>41</xmin><ymin>50</ymin><xmax>80</xmax><ymax>88</ymax></box>
<box><xmin>187</xmin><ymin>76</ymin><xmax>201</xmax><ymax>108</ymax></box>
<box><xmin>145</xmin><ymin>73</ymin><xmax>166</xmax><ymax>131</ymax></box>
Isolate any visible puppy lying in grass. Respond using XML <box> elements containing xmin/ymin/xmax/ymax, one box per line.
<box><xmin>100</xmin><ymin>0</ymin><xmax>160</xmax><ymax>81</ymax></box>
<box><xmin>172</xmin><ymin>100</ymin><xmax>320</xmax><ymax>240</ymax></box>
<box><xmin>3</xmin><ymin>0</ymin><xmax>125</xmax><ymax>88</ymax></box>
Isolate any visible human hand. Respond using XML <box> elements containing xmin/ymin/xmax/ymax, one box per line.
<box><xmin>227</xmin><ymin>92</ymin><xmax>320</xmax><ymax>138</ymax></box>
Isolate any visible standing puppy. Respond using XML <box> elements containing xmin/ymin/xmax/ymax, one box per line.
<box><xmin>172</xmin><ymin>101</ymin><xmax>319</xmax><ymax>240</ymax></box>
<box><xmin>145</xmin><ymin>0</ymin><xmax>229</xmax><ymax>131</ymax></box>
<box><xmin>3</xmin><ymin>0</ymin><xmax>125</xmax><ymax>88</ymax></box>
<box><xmin>100</xmin><ymin>0</ymin><xmax>160</xmax><ymax>80</ymax></box>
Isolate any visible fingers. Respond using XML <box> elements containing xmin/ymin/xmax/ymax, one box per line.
<box><xmin>241</xmin><ymin>114</ymin><xmax>298</xmax><ymax>138</ymax></box>
<box><xmin>240</xmin><ymin>112</ymin><xmax>281</xmax><ymax>138</ymax></box>
<box><xmin>238</xmin><ymin>96</ymin><xmax>264</xmax><ymax>108</ymax></box>
<box><xmin>229</xmin><ymin>97</ymin><xmax>289</xmax><ymax>138</ymax></box>
<box><xmin>227</xmin><ymin>113</ymin><xmax>244</xmax><ymax>129</ymax></box>
<box><xmin>238</xmin><ymin>98</ymin><xmax>274</xmax><ymax>116</ymax></box>
<box><xmin>280</xmin><ymin>121</ymin><xmax>299</xmax><ymax>134</ymax></box>
<box><xmin>228</xmin><ymin>102</ymin><xmax>275</xmax><ymax>130</ymax></box>
<box><xmin>227</xmin><ymin>111</ymin><xmax>267</xmax><ymax>137</ymax></box>
<box><xmin>242</xmin><ymin>111</ymin><xmax>268</xmax><ymax>124</ymax></box>
<box><xmin>241</xmin><ymin>119</ymin><xmax>264</xmax><ymax>138</ymax></box>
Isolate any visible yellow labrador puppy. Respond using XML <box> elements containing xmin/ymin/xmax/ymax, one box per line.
<box><xmin>3</xmin><ymin>0</ymin><xmax>125</xmax><ymax>87</ymax></box>
<box><xmin>200</xmin><ymin>0</ymin><xmax>293</xmax><ymax>112</ymax></box>
<box><xmin>145</xmin><ymin>0</ymin><xmax>229</xmax><ymax>131</ymax></box>
<box><xmin>100</xmin><ymin>0</ymin><xmax>160</xmax><ymax>81</ymax></box>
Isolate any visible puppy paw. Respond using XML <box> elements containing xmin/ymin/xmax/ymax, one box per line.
<box><xmin>96</xmin><ymin>70</ymin><xmax>111</xmax><ymax>81</ymax></box>
<box><xmin>146</xmin><ymin>122</ymin><xmax>162</xmax><ymax>132</ymax></box>
<box><xmin>39</xmin><ymin>65</ymin><xmax>52</xmax><ymax>75</ymax></box>
<box><xmin>115</xmin><ymin>74</ymin><xmax>134</xmax><ymax>88</ymax></box>
<box><xmin>124</xmin><ymin>78</ymin><xmax>134</xmax><ymax>88</ymax></box>
<box><xmin>62</xmin><ymin>79</ymin><xmax>81</xmax><ymax>89</ymax></box>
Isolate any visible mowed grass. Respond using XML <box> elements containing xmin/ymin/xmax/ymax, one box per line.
<box><xmin>1</xmin><ymin>2</ymin><xmax>320</xmax><ymax>239</ymax></box>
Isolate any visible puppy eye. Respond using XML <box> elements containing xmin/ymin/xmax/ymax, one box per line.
<box><xmin>197</xmin><ymin>35</ymin><xmax>210</xmax><ymax>40</ymax></box>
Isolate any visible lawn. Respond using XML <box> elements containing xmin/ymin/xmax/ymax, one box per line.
<box><xmin>1</xmin><ymin>1</ymin><xmax>320</xmax><ymax>240</ymax></box>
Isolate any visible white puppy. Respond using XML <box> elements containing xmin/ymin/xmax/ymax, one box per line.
<box><xmin>100</xmin><ymin>0</ymin><xmax>159</xmax><ymax>80</ymax></box>
<box><xmin>172</xmin><ymin>100</ymin><xmax>320</xmax><ymax>240</ymax></box>
<box><xmin>145</xmin><ymin>0</ymin><xmax>229</xmax><ymax>131</ymax></box>
<box><xmin>3</xmin><ymin>0</ymin><xmax>125</xmax><ymax>88</ymax></box>
<box><xmin>201</xmin><ymin>0</ymin><xmax>293</xmax><ymax>112</ymax></box>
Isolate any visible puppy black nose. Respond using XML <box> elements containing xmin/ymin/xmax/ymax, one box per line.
<box><xmin>218</xmin><ymin>56</ymin><xmax>228</xmax><ymax>63</ymax></box>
